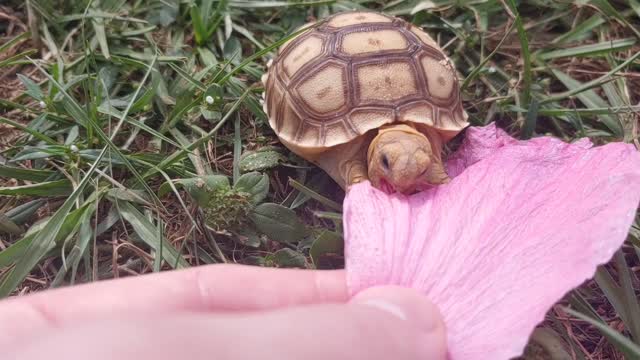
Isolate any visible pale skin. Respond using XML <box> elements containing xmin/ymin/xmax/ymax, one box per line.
<box><xmin>0</xmin><ymin>265</ymin><xmax>447</xmax><ymax>360</ymax></box>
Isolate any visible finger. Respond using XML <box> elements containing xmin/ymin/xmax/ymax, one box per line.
<box><xmin>0</xmin><ymin>264</ymin><xmax>347</xmax><ymax>346</ymax></box>
<box><xmin>10</xmin><ymin>286</ymin><xmax>447</xmax><ymax>360</ymax></box>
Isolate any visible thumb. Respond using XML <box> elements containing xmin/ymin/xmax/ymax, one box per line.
<box><xmin>349</xmin><ymin>286</ymin><xmax>448</xmax><ymax>359</ymax></box>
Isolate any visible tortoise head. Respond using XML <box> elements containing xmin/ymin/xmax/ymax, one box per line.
<box><xmin>367</xmin><ymin>124</ymin><xmax>450</xmax><ymax>194</ymax></box>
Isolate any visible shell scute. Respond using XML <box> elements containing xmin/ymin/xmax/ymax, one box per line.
<box><xmin>294</xmin><ymin>61</ymin><xmax>349</xmax><ymax>115</ymax></box>
<box><xmin>338</xmin><ymin>28</ymin><xmax>409</xmax><ymax>56</ymax></box>
<box><xmin>327</xmin><ymin>12</ymin><xmax>393</xmax><ymax>28</ymax></box>
<box><xmin>281</xmin><ymin>34</ymin><xmax>327</xmax><ymax>80</ymax></box>
<box><xmin>324</xmin><ymin>119</ymin><xmax>356</xmax><ymax>147</ymax></box>
<box><xmin>398</xmin><ymin>101</ymin><xmax>435</xmax><ymax>127</ymax></box>
<box><xmin>420</xmin><ymin>54</ymin><xmax>456</xmax><ymax>103</ymax></box>
<box><xmin>354</xmin><ymin>59</ymin><xmax>420</xmax><ymax>105</ymax></box>
<box><xmin>348</xmin><ymin>108</ymin><xmax>395</xmax><ymax>134</ymax></box>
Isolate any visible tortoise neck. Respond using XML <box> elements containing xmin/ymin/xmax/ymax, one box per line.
<box><xmin>377</xmin><ymin>123</ymin><xmax>422</xmax><ymax>136</ymax></box>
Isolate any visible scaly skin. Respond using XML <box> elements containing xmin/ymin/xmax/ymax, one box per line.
<box><xmin>283</xmin><ymin>125</ymin><xmax>449</xmax><ymax>195</ymax></box>
<box><xmin>364</xmin><ymin>124</ymin><xmax>450</xmax><ymax>194</ymax></box>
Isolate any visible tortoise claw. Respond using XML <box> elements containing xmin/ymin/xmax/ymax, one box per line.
<box><xmin>344</xmin><ymin>160</ymin><xmax>368</xmax><ymax>186</ymax></box>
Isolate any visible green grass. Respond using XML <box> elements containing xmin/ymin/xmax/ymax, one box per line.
<box><xmin>1</xmin><ymin>0</ymin><xmax>639</xmax><ymax>358</ymax></box>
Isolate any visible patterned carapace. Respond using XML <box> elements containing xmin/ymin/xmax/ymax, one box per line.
<box><xmin>262</xmin><ymin>11</ymin><xmax>469</xmax><ymax>149</ymax></box>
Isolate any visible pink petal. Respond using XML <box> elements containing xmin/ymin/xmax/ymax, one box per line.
<box><xmin>343</xmin><ymin>124</ymin><xmax>640</xmax><ymax>360</ymax></box>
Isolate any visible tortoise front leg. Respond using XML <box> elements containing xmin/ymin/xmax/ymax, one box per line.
<box><xmin>313</xmin><ymin>136</ymin><xmax>371</xmax><ymax>189</ymax></box>
<box><xmin>343</xmin><ymin>159</ymin><xmax>368</xmax><ymax>185</ymax></box>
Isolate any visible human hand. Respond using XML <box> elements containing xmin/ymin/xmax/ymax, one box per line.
<box><xmin>0</xmin><ymin>264</ymin><xmax>446</xmax><ymax>360</ymax></box>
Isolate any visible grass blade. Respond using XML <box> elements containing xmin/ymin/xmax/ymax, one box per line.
<box><xmin>539</xmin><ymin>38</ymin><xmax>636</xmax><ymax>60</ymax></box>
<box><xmin>0</xmin><ymin>116</ymin><xmax>57</xmax><ymax>144</ymax></box>
<box><xmin>0</xmin><ymin>165</ymin><xmax>55</xmax><ymax>182</ymax></box>
<box><xmin>612</xmin><ymin>250</ymin><xmax>640</xmax><ymax>341</ymax></box>
<box><xmin>551</xmin><ymin>69</ymin><xmax>623</xmax><ymax>136</ymax></box>
<box><xmin>233</xmin><ymin>115</ymin><xmax>241</xmax><ymax>184</ymax></box>
<box><xmin>0</xmin><ymin>180</ymin><xmax>72</xmax><ymax>196</ymax></box>
<box><xmin>565</xmin><ymin>308</ymin><xmax>640</xmax><ymax>358</ymax></box>
<box><xmin>289</xmin><ymin>178</ymin><xmax>342</xmax><ymax>211</ymax></box>
<box><xmin>28</xmin><ymin>56</ymin><xmax>166</xmax><ymax>210</ymax></box>
<box><xmin>0</xmin><ymin>50</ymin><xmax>39</xmax><ymax>68</ymax></box>
<box><xmin>92</xmin><ymin>18</ymin><xmax>111</xmax><ymax>59</ymax></box>
<box><xmin>505</xmin><ymin>0</ymin><xmax>532</xmax><ymax>108</ymax></box>
<box><xmin>0</xmin><ymin>31</ymin><xmax>30</xmax><ymax>53</ymax></box>
<box><xmin>0</xmin><ymin>146</ymin><xmax>107</xmax><ymax>298</ymax></box>
<box><xmin>462</xmin><ymin>20</ymin><xmax>517</xmax><ymax>90</ymax></box>
<box><xmin>115</xmin><ymin>200</ymin><xmax>189</xmax><ymax>269</ymax></box>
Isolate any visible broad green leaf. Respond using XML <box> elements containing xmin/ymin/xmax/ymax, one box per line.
<box><xmin>249</xmin><ymin>203</ymin><xmax>306</xmax><ymax>244</ymax></box>
<box><xmin>267</xmin><ymin>248</ymin><xmax>307</xmax><ymax>268</ymax></box>
<box><xmin>17</xmin><ymin>74</ymin><xmax>44</xmax><ymax>101</ymax></box>
<box><xmin>239</xmin><ymin>150</ymin><xmax>286</xmax><ymax>172</ymax></box>
<box><xmin>310</xmin><ymin>230</ymin><xmax>344</xmax><ymax>268</ymax></box>
<box><xmin>234</xmin><ymin>172</ymin><xmax>269</xmax><ymax>205</ymax></box>
<box><xmin>159</xmin><ymin>175</ymin><xmax>230</xmax><ymax>207</ymax></box>
<box><xmin>232</xmin><ymin>226</ymin><xmax>261</xmax><ymax>248</ymax></box>
<box><xmin>223</xmin><ymin>36</ymin><xmax>243</xmax><ymax>65</ymax></box>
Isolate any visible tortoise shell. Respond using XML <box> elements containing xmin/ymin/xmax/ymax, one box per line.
<box><xmin>262</xmin><ymin>10</ymin><xmax>469</xmax><ymax>149</ymax></box>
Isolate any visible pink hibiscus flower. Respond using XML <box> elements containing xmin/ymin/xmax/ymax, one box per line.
<box><xmin>343</xmin><ymin>123</ymin><xmax>640</xmax><ymax>359</ymax></box>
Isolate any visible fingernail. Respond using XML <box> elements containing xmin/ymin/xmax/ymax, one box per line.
<box><xmin>352</xmin><ymin>286</ymin><xmax>444</xmax><ymax>334</ymax></box>
<box><xmin>358</xmin><ymin>299</ymin><xmax>408</xmax><ymax>321</ymax></box>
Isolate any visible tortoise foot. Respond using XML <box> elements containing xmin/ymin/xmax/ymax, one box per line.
<box><xmin>344</xmin><ymin>160</ymin><xmax>368</xmax><ymax>186</ymax></box>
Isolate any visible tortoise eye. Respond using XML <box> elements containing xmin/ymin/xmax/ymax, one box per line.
<box><xmin>381</xmin><ymin>155</ymin><xmax>390</xmax><ymax>170</ymax></box>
